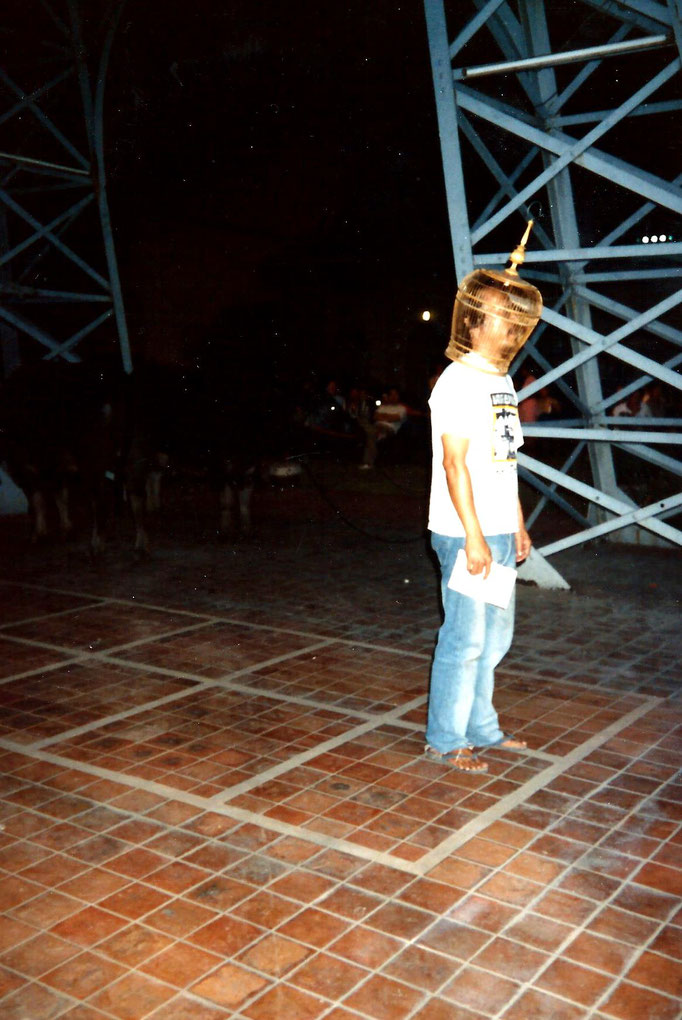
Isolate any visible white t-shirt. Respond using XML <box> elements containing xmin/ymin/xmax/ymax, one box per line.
<box><xmin>428</xmin><ymin>358</ymin><xmax>523</xmax><ymax>537</ymax></box>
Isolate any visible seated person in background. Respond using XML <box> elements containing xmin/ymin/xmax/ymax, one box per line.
<box><xmin>612</xmin><ymin>389</ymin><xmax>646</xmax><ymax>417</ymax></box>
<box><xmin>517</xmin><ymin>369</ymin><xmax>561</xmax><ymax>428</ymax></box>
<box><xmin>304</xmin><ymin>378</ymin><xmax>349</xmax><ymax>433</ymax></box>
<box><xmin>642</xmin><ymin>382</ymin><xmax>668</xmax><ymax>418</ymax></box>
<box><xmin>375</xmin><ymin>387</ymin><xmax>408</xmax><ymax>440</ymax></box>
<box><xmin>348</xmin><ymin>387</ymin><xmax>377</xmax><ymax>470</ymax></box>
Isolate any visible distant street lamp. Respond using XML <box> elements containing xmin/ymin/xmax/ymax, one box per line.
<box><xmin>421</xmin><ymin>310</ymin><xmax>432</xmax><ymax>321</ymax></box>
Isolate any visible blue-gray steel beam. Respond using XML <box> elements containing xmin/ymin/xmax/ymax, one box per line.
<box><xmin>539</xmin><ymin>305</ymin><xmax>682</xmax><ymax>393</ymax></box>
<box><xmin>0</xmin><ymin>70</ymin><xmax>74</xmax><ymax>129</ymax></box>
<box><xmin>575</xmin><ymin>286</ymin><xmax>682</xmax><ymax>349</ymax></box>
<box><xmin>0</xmin><ymin>305</ymin><xmax>79</xmax><ymax>361</ymax></box>
<box><xmin>423</xmin><ymin>0</ymin><xmax>473</xmax><ymax>280</ymax></box>
<box><xmin>575</xmin><ymin>270</ymin><xmax>682</xmax><ymax>282</ymax></box>
<box><xmin>449</xmin><ymin>0</ymin><xmax>506</xmax><ymax>58</ymax></box>
<box><xmin>669</xmin><ymin>0</ymin><xmax>682</xmax><ymax>52</ymax></box>
<box><xmin>581</xmin><ymin>0</ymin><xmax>672</xmax><ymax>30</ymax></box>
<box><xmin>0</xmin><ymin>286</ymin><xmax>110</xmax><ymax>302</ymax></box>
<box><xmin>539</xmin><ymin>492</ymin><xmax>682</xmax><ymax>553</ymax></box>
<box><xmin>524</xmin><ymin>441</ymin><xmax>589</xmax><ymax>530</ymax></box>
<box><xmin>459</xmin><ymin>116</ymin><xmax>555</xmax><ymax>252</ymax></box>
<box><xmin>522</xmin><ymin>426</ymin><xmax>682</xmax><ymax>443</ymax></box>
<box><xmin>530</xmin><ymin>417</ymin><xmax>682</xmax><ymax>427</ymax></box>
<box><xmin>0</xmin><ymin>151</ymin><xmax>88</xmax><ymax>178</ymax></box>
<box><xmin>67</xmin><ymin>0</ymin><xmax>133</xmax><ymax>373</ymax></box>
<box><xmin>473</xmin><ymin>148</ymin><xmax>538</xmax><ymax>234</ymax></box>
<box><xmin>456</xmin><ymin>33</ymin><xmax>671</xmax><ymax>79</ymax></box>
<box><xmin>0</xmin><ymin>1</ymin><xmax>132</xmax><ymax>374</ymax></box>
<box><xmin>0</xmin><ymin>187</ymin><xmax>109</xmax><ymax>288</ymax></box>
<box><xmin>464</xmin><ymin>59</ymin><xmax>682</xmax><ymax>243</ymax></box>
<box><xmin>554</xmin><ymin>98</ymin><xmax>682</xmax><ymax>125</ymax></box>
<box><xmin>475</xmin><ymin>242</ymin><xmax>682</xmax><ymax>262</ymax></box>
<box><xmin>519</xmin><ymin>466</ymin><xmax>593</xmax><ymax>529</ymax></box>
<box><xmin>45</xmin><ymin>308</ymin><xmax>114</xmax><ymax>360</ymax></box>
<box><xmin>518</xmin><ymin>308</ymin><xmax>588</xmax><ymax>414</ymax></box>
<box><xmin>620</xmin><ymin>443</ymin><xmax>682</xmax><ymax>475</ymax></box>
<box><xmin>455</xmin><ymin>85</ymin><xmax>682</xmax><ymax>215</ymax></box>
<box><xmin>0</xmin><ymin>69</ymin><xmax>89</xmax><ymax>169</ymax></box>
<box><xmin>0</xmin><ymin>195</ymin><xmax>94</xmax><ymax>269</ymax></box>
<box><xmin>519</xmin><ymin>452</ymin><xmax>682</xmax><ymax>549</ymax></box>
<box><xmin>595</xmin><ymin>351</ymin><xmax>682</xmax><ymax>411</ymax></box>
<box><xmin>549</xmin><ymin>25</ymin><xmax>630</xmax><ymax>113</ymax></box>
<box><xmin>424</xmin><ymin>0</ymin><xmax>682</xmax><ymax>564</ymax></box>
<box><xmin>522</xmin><ymin>0</ymin><xmax>626</xmax><ymax>520</ymax></box>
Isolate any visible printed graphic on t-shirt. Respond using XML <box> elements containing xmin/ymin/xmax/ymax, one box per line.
<box><xmin>490</xmin><ymin>391</ymin><xmax>519</xmax><ymax>464</ymax></box>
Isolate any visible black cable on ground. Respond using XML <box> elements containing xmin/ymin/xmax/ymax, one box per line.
<box><xmin>375</xmin><ymin>462</ymin><xmax>429</xmax><ymax>496</ymax></box>
<box><xmin>299</xmin><ymin>458</ymin><xmax>426</xmax><ymax>545</ymax></box>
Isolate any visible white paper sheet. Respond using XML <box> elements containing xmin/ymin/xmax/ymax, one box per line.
<box><xmin>447</xmin><ymin>548</ymin><xmax>517</xmax><ymax>610</ymax></box>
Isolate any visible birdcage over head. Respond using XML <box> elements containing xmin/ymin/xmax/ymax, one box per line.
<box><xmin>445</xmin><ymin>222</ymin><xmax>543</xmax><ymax>374</ymax></box>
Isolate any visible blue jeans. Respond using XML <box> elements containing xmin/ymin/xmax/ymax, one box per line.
<box><xmin>425</xmin><ymin>532</ymin><xmax>516</xmax><ymax>752</ymax></box>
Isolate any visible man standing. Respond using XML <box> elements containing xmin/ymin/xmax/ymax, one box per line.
<box><xmin>425</xmin><ymin>277</ymin><xmax>540</xmax><ymax>773</ymax></box>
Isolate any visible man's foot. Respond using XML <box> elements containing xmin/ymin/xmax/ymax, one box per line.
<box><xmin>479</xmin><ymin>735</ymin><xmax>527</xmax><ymax>751</ymax></box>
<box><xmin>424</xmin><ymin>745</ymin><xmax>488</xmax><ymax>773</ymax></box>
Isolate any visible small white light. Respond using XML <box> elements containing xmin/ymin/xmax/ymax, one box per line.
<box><xmin>375</xmin><ymin>399</ymin><xmax>381</xmax><ymax>406</ymax></box>
<box><xmin>659</xmin><ymin>235</ymin><xmax>667</xmax><ymax>243</ymax></box>
<box><xmin>642</xmin><ymin>236</ymin><xmax>650</xmax><ymax>243</ymax></box>
<box><xmin>421</xmin><ymin>310</ymin><xmax>431</xmax><ymax>322</ymax></box>
<box><xmin>651</xmin><ymin>235</ymin><xmax>659</xmax><ymax>243</ymax></box>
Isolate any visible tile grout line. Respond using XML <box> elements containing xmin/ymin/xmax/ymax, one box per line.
<box><xmin>1</xmin><ymin>778</ymin><xmax>415</xmax><ymax>1016</ymax></box>
<box><xmin>0</xmin><ymin>600</ymin><xmax>107</xmax><ymax>631</ymax></box>
<box><xmin>0</xmin><ymin>617</ymin><xmax>223</xmax><ymax>658</ymax></box>
<box><xmin>89</xmin><ymin>618</ymin><xmax>225</xmax><ymax>655</ymax></box>
<box><xmin>0</xmin><ymin>655</ymin><xmax>92</xmax><ymax>688</ymax></box>
<box><xmin>0</xmin><ymin>736</ymin><xmax>679</xmax><ymax>1018</ymax></box>
<box><xmin>99</xmin><ymin>649</ymin><xmax>430</xmax><ymax>730</ymax></box>
<box><xmin>25</xmin><ymin>643</ymin><xmax>560</xmax><ymax>765</ymax></box>
<box><xmin>2</xmin><ymin>662</ymin><xmax>651</xmax><ymax>879</ymax></box>
<box><xmin>25</xmin><ymin>638</ymin><xmax>339</xmax><ymax>751</ymax></box>
<box><xmin>0</xmin><ymin>695</ymin><xmax>662</xmax><ymax>882</ymax></box>
<box><xmin>417</xmin><ymin>695</ymin><xmax>662</xmax><ymax>873</ymax></box>
<box><xmin>3</xmin><ymin>580</ymin><xmax>676</xmax><ymax>697</ymax></box>
<box><xmin>0</xmin><ymin>584</ymin><xmax>672</xmax><ymax>885</ymax></box>
<box><xmin>0</xmin><ymin>578</ymin><xmax>358</xmax><ymax>646</ymax></box>
<box><xmin>0</xmin><ymin>737</ymin><xmax>427</xmax><ymax>876</ymax></box>
<box><xmin>0</xmin><ymin>681</ymin><xmax>659</xmax><ymax>881</ymax></box>
<box><xmin>0</xmin><ymin>630</ymin><xmax>638</xmax><ymax>766</ymax></box>
<box><xmin>374</xmin><ymin>731</ymin><xmax>682</xmax><ymax>1020</ymax></box>
<box><xmin>205</xmin><ymin>694</ymin><xmax>429</xmax><ymax>807</ymax></box>
<box><xmin>482</xmin><ymin>755</ymin><xmax>682</xmax><ymax>1020</ymax></box>
<box><xmin>0</xmin><ymin>589</ymin><xmax>428</xmax><ymax>660</ymax></box>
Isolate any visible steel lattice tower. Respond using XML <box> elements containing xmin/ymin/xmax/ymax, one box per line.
<box><xmin>424</xmin><ymin>0</ymin><xmax>682</xmax><ymax>581</ymax></box>
<box><xmin>0</xmin><ymin>0</ymin><xmax>131</xmax><ymax>378</ymax></box>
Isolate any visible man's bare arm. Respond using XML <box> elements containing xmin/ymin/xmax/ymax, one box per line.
<box><xmin>441</xmin><ymin>434</ymin><xmax>492</xmax><ymax>577</ymax></box>
<box><xmin>516</xmin><ymin>498</ymin><xmax>532</xmax><ymax>563</ymax></box>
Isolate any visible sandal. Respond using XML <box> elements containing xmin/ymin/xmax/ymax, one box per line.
<box><xmin>424</xmin><ymin>745</ymin><xmax>488</xmax><ymax>773</ymax></box>
<box><xmin>481</xmin><ymin>735</ymin><xmax>527</xmax><ymax>751</ymax></box>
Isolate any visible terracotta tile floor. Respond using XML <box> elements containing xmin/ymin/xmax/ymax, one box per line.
<box><xmin>0</xmin><ymin>502</ymin><xmax>681</xmax><ymax>1019</ymax></box>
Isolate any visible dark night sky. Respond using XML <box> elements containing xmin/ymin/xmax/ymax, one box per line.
<box><xmin>4</xmin><ymin>1</ymin><xmax>678</xmax><ymax>391</ymax></box>
<box><xmin>97</xmin><ymin>0</ymin><xmax>454</xmax><ymax>383</ymax></box>
<box><xmin>109</xmin><ymin>1</ymin><xmax>445</xmax><ymax>243</ymax></box>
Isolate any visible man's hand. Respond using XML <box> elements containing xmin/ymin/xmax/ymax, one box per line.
<box><xmin>515</xmin><ymin>525</ymin><xmax>532</xmax><ymax>564</ymax></box>
<box><xmin>466</xmin><ymin>534</ymin><xmax>492</xmax><ymax>578</ymax></box>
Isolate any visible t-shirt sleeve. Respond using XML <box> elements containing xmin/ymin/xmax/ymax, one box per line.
<box><xmin>429</xmin><ymin>371</ymin><xmax>475</xmax><ymax>439</ymax></box>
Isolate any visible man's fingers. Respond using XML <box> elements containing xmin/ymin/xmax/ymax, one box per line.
<box><xmin>467</xmin><ymin>557</ymin><xmax>492</xmax><ymax>577</ymax></box>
